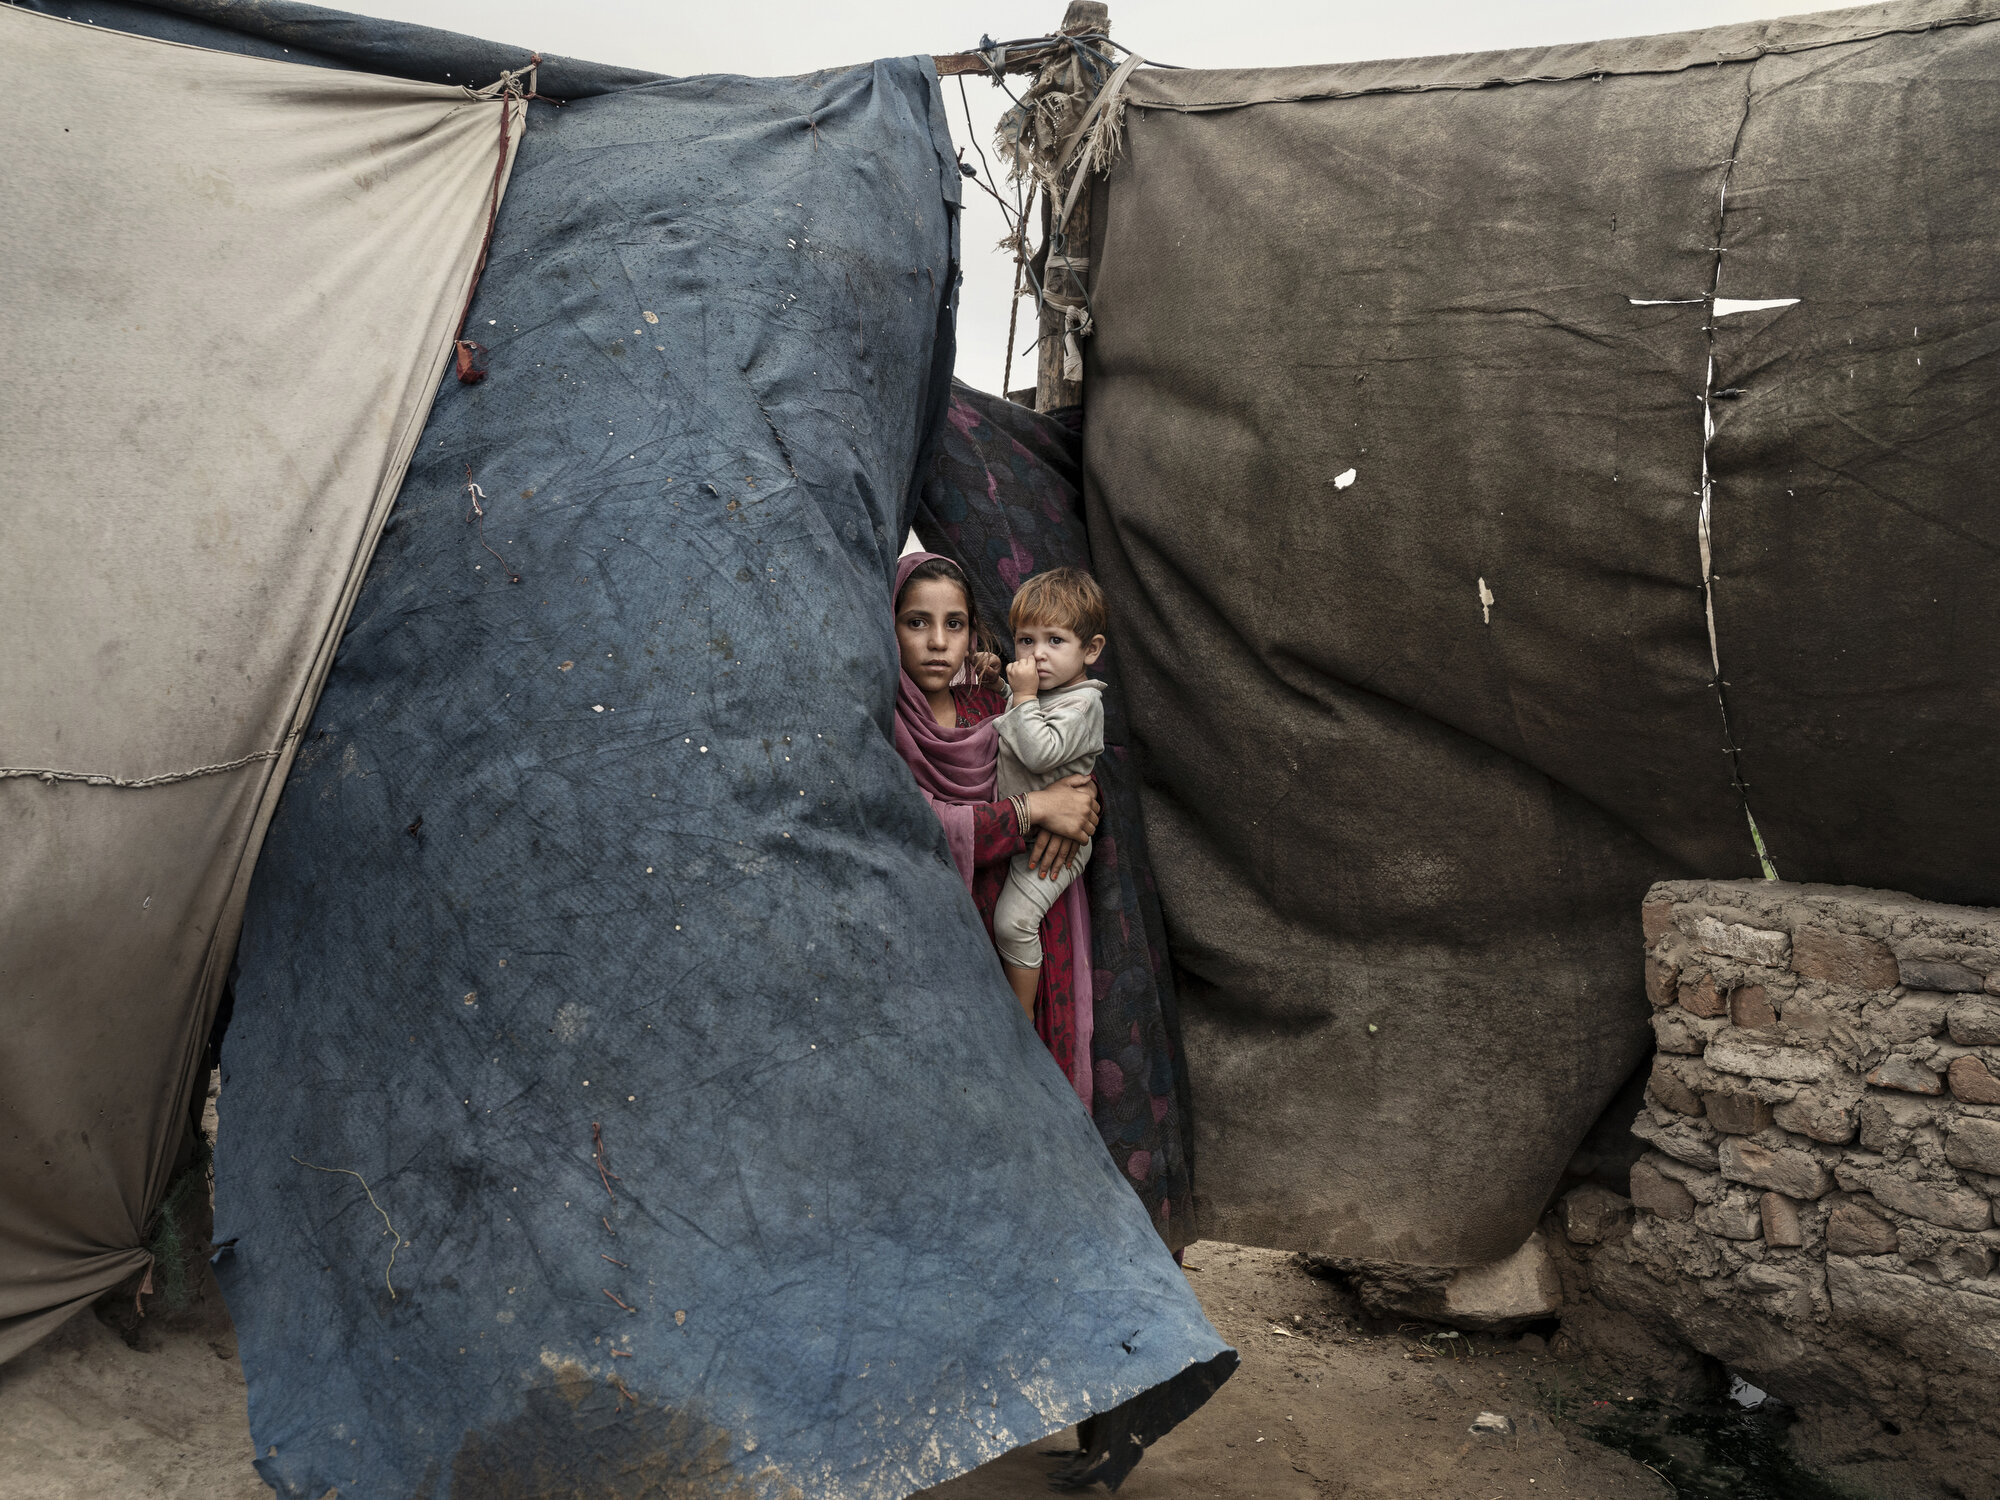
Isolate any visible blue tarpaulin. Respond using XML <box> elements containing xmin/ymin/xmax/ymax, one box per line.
<box><xmin>16</xmin><ymin>2</ymin><xmax>1231</xmax><ymax>1493</ymax></box>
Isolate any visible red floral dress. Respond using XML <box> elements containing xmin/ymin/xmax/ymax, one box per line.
<box><xmin>953</xmin><ymin>683</ymin><xmax>1082</xmax><ymax>1083</ymax></box>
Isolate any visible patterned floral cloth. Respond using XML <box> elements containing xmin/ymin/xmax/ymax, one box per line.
<box><xmin>915</xmin><ymin>382</ymin><xmax>1194</xmax><ymax>1250</ymax></box>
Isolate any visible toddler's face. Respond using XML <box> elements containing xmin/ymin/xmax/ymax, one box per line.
<box><xmin>1012</xmin><ymin>618</ymin><xmax>1103</xmax><ymax>692</ymax></box>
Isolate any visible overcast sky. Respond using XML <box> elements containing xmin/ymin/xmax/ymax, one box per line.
<box><xmin>348</xmin><ymin>0</ymin><xmax>1818</xmax><ymax>392</ymax></box>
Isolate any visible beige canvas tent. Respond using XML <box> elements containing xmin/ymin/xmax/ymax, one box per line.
<box><xmin>0</xmin><ymin>4</ymin><xmax>524</xmax><ymax>1357</ymax></box>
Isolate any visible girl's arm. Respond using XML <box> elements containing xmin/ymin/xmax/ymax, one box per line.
<box><xmin>970</xmin><ymin>778</ymin><xmax>1100</xmax><ymax>877</ymax></box>
<box><xmin>971</xmin><ymin>800</ymin><xmax>1026</xmax><ymax>864</ymax></box>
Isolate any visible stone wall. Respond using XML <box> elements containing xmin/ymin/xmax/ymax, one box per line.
<box><xmin>1554</xmin><ymin>879</ymin><xmax>2000</xmax><ymax>1493</ymax></box>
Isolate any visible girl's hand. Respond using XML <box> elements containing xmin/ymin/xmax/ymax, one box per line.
<box><xmin>1024</xmin><ymin>775</ymin><xmax>1099</xmax><ymax>875</ymax></box>
<box><xmin>1005</xmin><ymin>658</ymin><xmax>1041</xmax><ymax>699</ymax></box>
<box><xmin>970</xmin><ymin>650</ymin><xmax>1003</xmax><ymax>687</ymax></box>
<box><xmin>1029</xmin><ymin>832</ymin><xmax>1080</xmax><ymax>879</ymax></box>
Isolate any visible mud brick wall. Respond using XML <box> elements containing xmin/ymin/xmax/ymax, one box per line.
<box><xmin>1635</xmin><ymin>879</ymin><xmax>2000</xmax><ymax>1275</ymax></box>
<box><xmin>1558</xmin><ymin>879</ymin><xmax>2000</xmax><ymax>1482</ymax></box>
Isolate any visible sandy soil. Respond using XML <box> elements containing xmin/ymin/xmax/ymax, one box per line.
<box><xmin>923</xmin><ymin>1242</ymin><xmax>1670</xmax><ymax>1500</ymax></box>
<box><xmin>0</xmin><ymin>1285</ymin><xmax>260</xmax><ymax>1500</ymax></box>
<box><xmin>0</xmin><ymin>1240</ymin><xmax>1673</xmax><ymax>1500</ymax></box>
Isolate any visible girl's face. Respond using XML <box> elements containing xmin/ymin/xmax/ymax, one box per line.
<box><xmin>897</xmin><ymin>577</ymin><xmax>973</xmax><ymax>696</ymax></box>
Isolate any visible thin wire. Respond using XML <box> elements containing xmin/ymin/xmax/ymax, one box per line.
<box><xmin>967</xmin><ymin>31</ymin><xmax>1188</xmax><ymax>71</ymax></box>
<box><xmin>980</xmin><ymin>69</ymin><xmax>1055</xmax><ymax>332</ymax></box>
<box><xmin>992</xmin><ymin>70</ymin><xmax>1032</xmax><ymax>112</ymax></box>
<box><xmin>1089</xmin><ymin>34</ymin><xmax>1188</xmax><ymax>68</ymax></box>
<box><xmin>959</xmin><ymin>154</ymin><xmax>1028</xmax><ymax>223</ymax></box>
<box><xmin>1002</xmin><ymin>239</ymin><xmax>1026</xmax><ymax>396</ymax></box>
<box><xmin>293</xmin><ymin>1157</ymin><xmax>402</xmax><ymax>1300</ymax></box>
<box><xmin>1064</xmin><ymin>37</ymin><xmax>1114</xmax><ymax>87</ymax></box>
<box><xmin>956</xmin><ymin>76</ymin><xmax>1022</xmax><ymax>240</ymax></box>
<box><xmin>1001</xmin><ymin>182</ymin><xmax>1035</xmax><ymax>396</ymax></box>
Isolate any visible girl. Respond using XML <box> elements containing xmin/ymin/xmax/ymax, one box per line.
<box><xmin>891</xmin><ymin>551</ymin><xmax>1098</xmax><ymax>1102</ymax></box>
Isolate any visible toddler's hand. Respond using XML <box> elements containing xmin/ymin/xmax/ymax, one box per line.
<box><xmin>970</xmin><ymin>650</ymin><xmax>1003</xmax><ymax>687</ymax></box>
<box><xmin>1005</xmin><ymin>658</ymin><xmax>1040</xmax><ymax>698</ymax></box>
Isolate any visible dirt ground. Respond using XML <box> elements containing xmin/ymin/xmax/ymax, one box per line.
<box><xmin>0</xmin><ymin>1285</ymin><xmax>256</xmax><ymax>1500</ymax></box>
<box><xmin>0</xmin><ymin>1240</ymin><xmax>1678</xmax><ymax>1500</ymax></box>
<box><xmin>921</xmin><ymin>1242</ymin><xmax>1672</xmax><ymax>1500</ymax></box>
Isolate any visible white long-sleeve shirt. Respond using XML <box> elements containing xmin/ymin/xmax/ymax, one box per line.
<box><xmin>994</xmin><ymin>678</ymin><xmax>1105</xmax><ymax>799</ymax></box>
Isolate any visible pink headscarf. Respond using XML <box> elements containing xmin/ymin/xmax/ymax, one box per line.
<box><xmin>890</xmin><ymin>551</ymin><xmax>1094</xmax><ymax>1109</ymax></box>
<box><xmin>891</xmin><ymin>551</ymin><xmax>995</xmax><ymax>888</ymax></box>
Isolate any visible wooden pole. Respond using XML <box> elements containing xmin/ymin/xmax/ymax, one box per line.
<box><xmin>932</xmin><ymin>4</ymin><xmax>1111</xmax><ymax>410</ymax></box>
<box><xmin>934</xmin><ymin>39</ymin><xmax>1070</xmax><ymax>77</ymax></box>
<box><xmin>1035</xmin><ymin>2</ymin><xmax>1108</xmax><ymax>413</ymax></box>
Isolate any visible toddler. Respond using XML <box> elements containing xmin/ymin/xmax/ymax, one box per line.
<box><xmin>993</xmin><ymin>567</ymin><xmax>1107</xmax><ymax>1016</ymax></box>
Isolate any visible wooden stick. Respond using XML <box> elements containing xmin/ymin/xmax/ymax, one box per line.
<box><xmin>934</xmin><ymin>40</ymin><xmax>1067</xmax><ymax>77</ymax></box>
<box><xmin>1037</xmin><ymin>3</ymin><xmax>1110</xmax><ymax>413</ymax></box>
<box><xmin>592</xmin><ymin>1121</ymin><xmax>620</xmax><ymax>1200</ymax></box>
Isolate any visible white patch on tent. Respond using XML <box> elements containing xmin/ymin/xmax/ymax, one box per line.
<box><xmin>1333</xmin><ymin>468</ymin><xmax>1357</xmax><ymax>489</ymax></box>
<box><xmin>1627</xmin><ymin>295</ymin><xmax>1798</xmax><ymax>317</ymax></box>
<box><xmin>1477</xmin><ymin>577</ymin><xmax>1494</xmax><ymax>625</ymax></box>
<box><xmin>552</xmin><ymin>1001</ymin><xmax>590</xmax><ymax>1042</ymax></box>
<box><xmin>1713</xmin><ymin>297</ymin><xmax>1799</xmax><ymax>317</ymax></box>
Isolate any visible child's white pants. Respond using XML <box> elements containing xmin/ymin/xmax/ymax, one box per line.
<box><xmin>993</xmin><ymin>838</ymin><xmax>1091</xmax><ymax>969</ymax></box>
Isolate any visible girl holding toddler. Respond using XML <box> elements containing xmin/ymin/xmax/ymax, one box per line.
<box><xmin>890</xmin><ymin>551</ymin><xmax>1104</xmax><ymax>1102</ymax></box>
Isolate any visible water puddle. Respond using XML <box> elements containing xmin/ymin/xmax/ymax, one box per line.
<box><xmin>1579</xmin><ymin>1384</ymin><xmax>1860</xmax><ymax>1500</ymax></box>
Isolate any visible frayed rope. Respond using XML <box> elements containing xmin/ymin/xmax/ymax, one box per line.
<box><xmin>1</xmin><ymin>749</ymin><xmax>282</xmax><ymax>789</ymax></box>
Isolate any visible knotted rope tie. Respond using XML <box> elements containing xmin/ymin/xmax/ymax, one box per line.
<box><xmin>0</xmin><ymin>749</ymin><xmax>282</xmax><ymax>789</ymax></box>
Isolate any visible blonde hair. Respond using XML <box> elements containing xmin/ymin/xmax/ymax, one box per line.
<box><xmin>1008</xmin><ymin>566</ymin><xmax>1107</xmax><ymax>641</ymax></box>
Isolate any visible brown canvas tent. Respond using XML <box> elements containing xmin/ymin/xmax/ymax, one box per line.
<box><xmin>1080</xmin><ymin>0</ymin><xmax>2000</xmax><ymax>1264</ymax></box>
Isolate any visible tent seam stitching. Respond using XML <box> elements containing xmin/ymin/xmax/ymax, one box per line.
<box><xmin>1699</xmin><ymin>62</ymin><xmax>1780</xmax><ymax>881</ymax></box>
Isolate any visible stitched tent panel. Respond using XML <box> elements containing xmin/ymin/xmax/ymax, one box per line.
<box><xmin>1707</xmin><ymin>22</ymin><xmax>2000</xmax><ymax>903</ymax></box>
<box><xmin>915</xmin><ymin>382</ymin><xmax>1196</xmax><ymax>1251</ymax></box>
<box><xmin>185</xmin><ymin>33</ymin><xmax>1232</xmax><ymax>1500</ymax></box>
<box><xmin>1085</xmin><ymin>0</ymin><xmax>2000</xmax><ymax>1264</ymax></box>
<box><xmin>0</xmin><ymin>3</ymin><xmax>520</xmax><ymax>1357</ymax></box>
